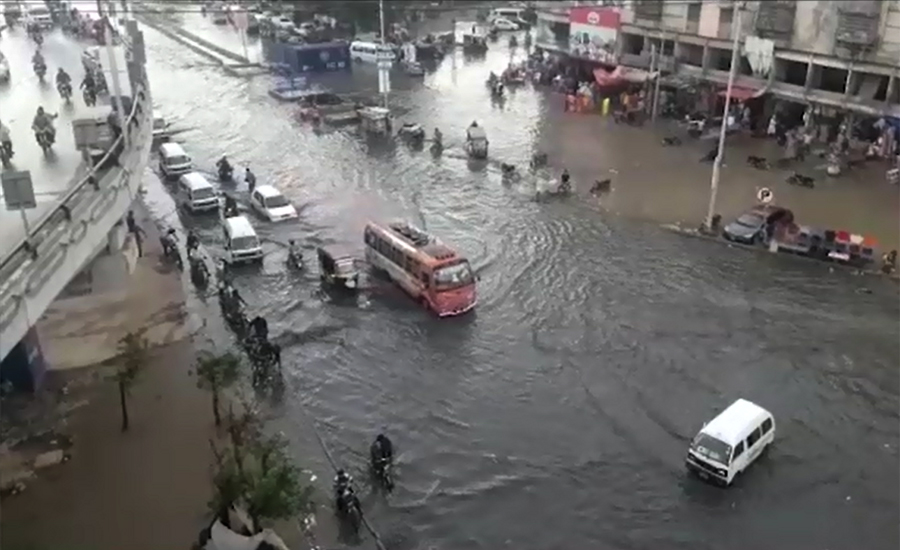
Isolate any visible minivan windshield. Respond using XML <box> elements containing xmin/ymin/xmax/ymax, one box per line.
<box><xmin>232</xmin><ymin>236</ymin><xmax>259</xmax><ymax>251</ymax></box>
<box><xmin>434</xmin><ymin>261</ymin><xmax>475</xmax><ymax>291</ymax></box>
<box><xmin>265</xmin><ymin>195</ymin><xmax>290</xmax><ymax>209</ymax></box>
<box><xmin>168</xmin><ymin>155</ymin><xmax>190</xmax><ymax>166</ymax></box>
<box><xmin>691</xmin><ymin>433</ymin><xmax>732</xmax><ymax>465</ymax></box>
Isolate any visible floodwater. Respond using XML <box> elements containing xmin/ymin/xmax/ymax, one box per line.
<box><xmin>141</xmin><ymin>23</ymin><xmax>899</xmax><ymax>550</ymax></box>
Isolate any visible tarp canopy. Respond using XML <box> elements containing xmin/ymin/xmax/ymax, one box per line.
<box><xmin>467</xmin><ymin>125</ymin><xmax>487</xmax><ymax>140</ymax></box>
<box><xmin>718</xmin><ymin>86</ymin><xmax>765</xmax><ymax>101</ymax></box>
<box><xmin>593</xmin><ymin>66</ymin><xmax>659</xmax><ymax>87</ymax></box>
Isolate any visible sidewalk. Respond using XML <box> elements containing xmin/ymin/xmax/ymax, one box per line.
<box><xmin>0</xmin><ymin>208</ymin><xmax>219</xmax><ymax>550</ymax></box>
<box><xmin>539</xmin><ymin>106</ymin><xmax>900</xmax><ymax>251</ymax></box>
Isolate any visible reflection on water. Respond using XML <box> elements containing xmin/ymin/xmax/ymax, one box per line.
<box><xmin>142</xmin><ymin>25</ymin><xmax>899</xmax><ymax>550</ymax></box>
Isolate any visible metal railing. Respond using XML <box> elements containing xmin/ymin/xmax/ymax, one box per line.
<box><xmin>0</xmin><ymin>71</ymin><xmax>152</xmax><ymax>354</ymax></box>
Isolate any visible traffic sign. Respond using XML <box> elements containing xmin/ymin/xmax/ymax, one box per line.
<box><xmin>2</xmin><ymin>171</ymin><xmax>36</xmax><ymax>211</ymax></box>
<box><xmin>757</xmin><ymin>187</ymin><xmax>773</xmax><ymax>204</ymax></box>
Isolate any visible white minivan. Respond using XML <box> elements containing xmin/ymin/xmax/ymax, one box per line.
<box><xmin>223</xmin><ymin>215</ymin><xmax>263</xmax><ymax>264</ymax></box>
<box><xmin>350</xmin><ymin>41</ymin><xmax>396</xmax><ymax>63</ymax></box>
<box><xmin>685</xmin><ymin>398</ymin><xmax>775</xmax><ymax>486</ymax></box>
<box><xmin>178</xmin><ymin>172</ymin><xmax>219</xmax><ymax>213</ymax></box>
<box><xmin>250</xmin><ymin>185</ymin><xmax>297</xmax><ymax>222</ymax></box>
<box><xmin>158</xmin><ymin>142</ymin><xmax>193</xmax><ymax>178</ymax></box>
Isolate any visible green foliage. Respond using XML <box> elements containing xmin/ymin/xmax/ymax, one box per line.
<box><xmin>209</xmin><ymin>408</ymin><xmax>315</xmax><ymax>532</ymax></box>
<box><xmin>195</xmin><ymin>351</ymin><xmax>242</xmax><ymax>426</ymax></box>
<box><xmin>113</xmin><ymin>330</ymin><xmax>149</xmax><ymax>431</ymax></box>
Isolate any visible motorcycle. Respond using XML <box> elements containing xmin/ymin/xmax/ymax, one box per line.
<box><xmin>0</xmin><ymin>141</ymin><xmax>13</xmax><ymax>168</ymax></box>
<box><xmin>335</xmin><ymin>489</ymin><xmax>361</xmax><ymax>533</ymax></box>
<box><xmin>372</xmin><ymin>458</ymin><xmax>394</xmax><ymax>492</ymax></box>
<box><xmin>34</xmin><ymin>128</ymin><xmax>54</xmax><ymax>153</ymax></box>
<box><xmin>58</xmin><ymin>81</ymin><xmax>73</xmax><ymax>103</ymax></box>
<box><xmin>288</xmin><ymin>250</ymin><xmax>304</xmax><ymax>270</ymax></box>
<box><xmin>190</xmin><ymin>255</ymin><xmax>209</xmax><ymax>287</ymax></box>
<box><xmin>786</xmin><ymin>172</ymin><xmax>815</xmax><ymax>189</ymax></box>
<box><xmin>34</xmin><ymin>63</ymin><xmax>46</xmax><ymax>81</ymax></box>
<box><xmin>535</xmin><ymin>180</ymin><xmax>572</xmax><ymax>201</ymax></box>
<box><xmin>83</xmin><ymin>87</ymin><xmax>97</xmax><ymax>106</ymax></box>
<box><xmin>32</xmin><ymin>31</ymin><xmax>43</xmax><ymax>47</ymax></box>
<box><xmin>217</xmin><ymin>164</ymin><xmax>233</xmax><ymax>182</ymax></box>
<box><xmin>160</xmin><ymin>234</ymin><xmax>184</xmax><ymax>270</ymax></box>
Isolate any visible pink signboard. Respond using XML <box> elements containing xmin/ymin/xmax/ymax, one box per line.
<box><xmin>569</xmin><ymin>7</ymin><xmax>621</xmax><ymax>65</ymax></box>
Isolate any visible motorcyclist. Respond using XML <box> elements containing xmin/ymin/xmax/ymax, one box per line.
<box><xmin>186</xmin><ymin>230</ymin><xmax>200</xmax><ymax>253</ymax></box>
<box><xmin>32</xmin><ymin>107</ymin><xmax>57</xmax><ymax>144</ymax></box>
<box><xmin>881</xmin><ymin>249</ymin><xmax>897</xmax><ymax>275</ymax></box>
<box><xmin>288</xmin><ymin>239</ymin><xmax>302</xmax><ymax>265</ymax></box>
<box><xmin>32</xmin><ymin>51</ymin><xmax>46</xmax><ymax>75</ymax></box>
<box><xmin>249</xmin><ymin>315</ymin><xmax>268</xmax><ymax>341</ymax></box>
<box><xmin>215</xmin><ymin>259</ymin><xmax>230</xmax><ymax>288</ymax></box>
<box><xmin>559</xmin><ymin>169</ymin><xmax>571</xmax><ymax>193</ymax></box>
<box><xmin>371</xmin><ymin>433</ymin><xmax>394</xmax><ymax>475</ymax></box>
<box><xmin>334</xmin><ymin>469</ymin><xmax>353</xmax><ymax>510</ymax></box>
<box><xmin>56</xmin><ymin>68</ymin><xmax>72</xmax><ymax>89</ymax></box>
<box><xmin>216</xmin><ymin>156</ymin><xmax>233</xmax><ymax>179</ymax></box>
<box><xmin>80</xmin><ymin>71</ymin><xmax>96</xmax><ymax>96</ymax></box>
<box><xmin>160</xmin><ymin>228</ymin><xmax>178</xmax><ymax>257</ymax></box>
<box><xmin>432</xmin><ymin>128</ymin><xmax>443</xmax><ymax>147</ymax></box>
<box><xmin>244</xmin><ymin>167</ymin><xmax>256</xmax><ymax>193</ymax></box>
<box><xmin>0</xmin><ymin>121</ymin><xmax>13</xmax><ymax>158</ymax></box>
<box><xmin>222</xmin><ymin>195</ymin><xmax>239</xmax><ymax>218</ymax></box>
<box><xmin>189</xmin><ymin>248</ymin><xmax>208</xmax><ymax>280</ymax></box>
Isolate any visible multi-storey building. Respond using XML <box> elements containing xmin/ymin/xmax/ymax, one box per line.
<box><xmin>535</xmin><ymin>0</ymin><xmax>900</xmax><ymax>117</ymax></box>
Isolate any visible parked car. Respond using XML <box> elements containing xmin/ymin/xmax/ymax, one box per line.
<box><xmin>491</xmin><ymin>17</ymin><xmax>520</xmax><ymax>31</ymax></box>
<box><xmin>722</xmin><ymin>205</ymin><xmax>793</xmax><ymax>245</ymax></box>
<box><xmin>250</xmin><ymin>184</ymin><xmax>298</xmax><ymax>222</ymax></box>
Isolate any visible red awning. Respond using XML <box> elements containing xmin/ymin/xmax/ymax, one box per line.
<box><xmin>718</xmin><ymin>86</ymin><xmax>763</xmax><ymax>101</ymax></box>
<box><xmin>593</xmin><ymin>68</ymin><xmax>623</xmax><ymax>87</ymax></box>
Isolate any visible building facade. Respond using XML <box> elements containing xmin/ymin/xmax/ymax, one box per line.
<box><xmin>535</xmin><ymin>0</ymin><xmax>900</xmax><ymax>117</ymax></box>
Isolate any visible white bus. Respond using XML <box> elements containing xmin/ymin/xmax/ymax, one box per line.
<box><xmin>349</xmin><ymin>41</ymin><xmax>396</xmax><ymax>64</ymax></box>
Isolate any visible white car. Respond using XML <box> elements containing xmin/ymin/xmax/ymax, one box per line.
<box><xmin>492</xmin><ymin>17</ymin><xmax>520</xmax><ymax>31</ymax></box>
<box><xmin>273</xmin><ymin>16</ymin><xmax>295</xmax><ymax>31</ymax></box>
<box><xmin>250</xmin><ymin>185</ymin><xmax>297</xmax><ymax>222</ymax></box>
<box><xmin>0</xmin><ymin>53</ymin><xmax>9</xmax><ymax>83</ymax></box>
<box><xmin>26</xmin><ymin>6</ymin><xmax>53</xmax><ymax>29</ymax></box>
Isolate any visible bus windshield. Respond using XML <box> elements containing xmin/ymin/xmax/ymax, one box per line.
<box><xmin>433</xmin><ymin>261</ymin><xmax>475</xmax><ymax>291</ymax></box>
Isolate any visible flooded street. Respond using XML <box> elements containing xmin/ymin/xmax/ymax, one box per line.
<box><xmin>143</xmin><ymin>24</ymin><xmax>898</xmax><ymax>550</ymax></box>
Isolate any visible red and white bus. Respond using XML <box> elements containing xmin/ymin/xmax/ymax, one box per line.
<box><xmin>364</xmin><ymin>222</ymin><xmax>477</xmax><ymax>317</ymax></box>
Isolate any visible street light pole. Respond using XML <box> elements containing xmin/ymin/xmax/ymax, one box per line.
<box><xmin>378</xmin><ymin>0</ymin><xmax>389</xmax><ymax>109</ymax></box>
<box><xmin>704</xmin><ymin>2</ymin><xmax>744</xmax><ymax>231</ymax></box>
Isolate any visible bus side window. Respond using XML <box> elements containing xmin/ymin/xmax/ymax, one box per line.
<box><xmin>364</xmin><ymin>229</ymin><xmax>373</xmax><ymax>246</ymax></box>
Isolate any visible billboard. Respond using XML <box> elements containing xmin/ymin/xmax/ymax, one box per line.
<box><xmin>569</xmin><ymin>7</ymin><xmax>621</xmax><ymax>65</ymax></box>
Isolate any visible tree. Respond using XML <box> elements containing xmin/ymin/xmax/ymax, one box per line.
<box><xmin>195</xmin><ymin>351</ymin><xmax>242</xmax><ymax>427</ymax></box>
<box><xmin>209</xmin><ymin>408</ymin><xmax>315</xmax><ymax>534</ymax></box>
<box><xmin>113</xmin><ymin>330</ymin><xmax>149</xmax><ymax>432</ymax></box>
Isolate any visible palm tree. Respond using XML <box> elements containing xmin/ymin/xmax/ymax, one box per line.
<box><xmin>114</xmin><ymin>330</ymin><xmax>149</xmax><ymax>432</ymax></box>
<box><xmin>195</xmin><ymin>351</ymin><xmax>242</xmax><ymax>427</ymax></box>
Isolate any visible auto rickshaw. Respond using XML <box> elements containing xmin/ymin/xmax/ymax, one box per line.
<box><xmin>464</xmin><ymin>123</ymin><xmax>488</xmax><ymax>159</ymax></box>
<box><xmin>317</xmin><ymin>246</ymin><xmax>359</xmax><ymax>290</ymax></box>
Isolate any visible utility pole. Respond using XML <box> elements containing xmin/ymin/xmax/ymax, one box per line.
<box><xmin>704</xmin><ymin>2</ymin><xmax>744</xmax><ymax>232</ymax></box>
<box><xmin>651</xmin><ymin>30</ymin><xmax>664</xmax><ymax>123</ymax></box>
<box><xmin>378</xmin><ymin>0</ymin><xmax>390</xmax><ymax>109</ymax></box>
<box><xmin>648</xmin><ymin>42</ymin><xmax>658</xmax><ymax>122</ymax></box>
<box><xmin>103</xmin><ymin>4</ymin><xmax>129</xmax><ymax>149</ymax></box>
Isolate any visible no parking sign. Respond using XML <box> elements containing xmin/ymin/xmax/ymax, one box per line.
<box><xmin>757</xmin><ymin>187</ymin><xmax>774</xmax><ymax>204</ymax></box>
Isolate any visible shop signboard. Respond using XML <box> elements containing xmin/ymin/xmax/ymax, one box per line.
<box><xmin>569</xmin><ymin>7</ymin><xmax>621</xmax><ymax>65</ymax></box>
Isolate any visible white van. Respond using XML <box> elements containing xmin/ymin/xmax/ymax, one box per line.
<box><xmin>686</xmin><ymin>398</ymin><xmax>775</xmax><ymax>486</ymax></box>
<box><xmin>350</xmin><ymin>41</ymin><xmax>396</xmax><ymax>64</ymax></box>
<box><xmin>223</xmin><ymin>216</ymin><xmax>263</xmax><ymax>264</ymax></box>
<box><xmin>26</xmin><ymin>5</ymin><xmax>54</xmax><ymax>29</ymax></box>
<box><xmin>178</xmin><ymin>172</ymin><xmax>219</xmax><ymax>213</ymax></box>
<box><xmin>158</xmin><ymin>142</ymin><xmax>193</xmax><ymax>178</ymax></box>
<box><xmin>488</xmin><ymin>8</ymin><xmax>525</xmax><ymax>23</ymax></box>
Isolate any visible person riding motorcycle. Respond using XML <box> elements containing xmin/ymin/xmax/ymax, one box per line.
<box><xmin>244</xmin><ymin>167</ymin><xmax>256</xmax><ymax>193</ymax></box>
<box><xmin>186</xmin><ymin>230</ymin><xmax>200</xmax><ymax>253</ymax></box>
<box><xmin>881</xmin><ymin>249</ymin><xmax>897</xmax><ymax>275</ymax></box>
<box><xmin>216</xmin><ymin>156</ymin><xmax>233</xmax><ymax>179</ymax></box>
<box><xmin>432</xmin><ymin>128</ymin><xmax>443</xmax><ymax>147</ymax></box>
<box><xmin>249</xmin><ymin>315</ymin><xmax>268</xmax><ymax>341</ymax></box>
<box><xmin>334</xmin><ymin>469</ymin><xmax>353</xmax><ymax>510</ymax></box>
<box><xmin>81</xmin><ymin>72</ymin><xmax>96</xmax><ymax>103</ymax></box>
<box><xmin>222</xmin><ymin>195</ymin><xmax>239</xmax><ymax>218</ymax></box>
<box><xmin>0</xmin><ymin>121</ymin><xmax>13</xmax><ymax>159</ymax></box>
<box><xmin>188</xmin><ymin>248</ymin><xmax>209</xmax><ymax>281</ymax></box>
<box><xmin>288</xmin><ymin>239</ymin><xmax>303</xmax><ymax>266</ymax></box>
<box><xmin>215</xmin><ymin>259</ymin><xmax>230</xmax><ymax>288</ymax></box>
<box><xmin>32</xmin><ymin>107</ymin><xmax>57</xmax><ymax>145</ymax></box>
<box><xmin>370</xmin><ymin>433</ymin><xmax>394</xmax><ymax>476</ymax></box>
<box><xmin>57</xmin><ymin>69</ymin><xmax>73</xmax><ymax>99</ymax></box>
<box><xmin>32</xmin><ymin>51</ymin><xmax>46</xmax><ymax>76</ymax></box>
<box><xmin>559</xmin><ymin>169</ymin><xmax>572</xmax><ymax>193</ymax></box>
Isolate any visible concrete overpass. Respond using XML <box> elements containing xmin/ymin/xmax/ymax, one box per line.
<box><xmin>0</xmin><ymin>16</ymin><xmax>153</xmax><ymax>377</ymax></box>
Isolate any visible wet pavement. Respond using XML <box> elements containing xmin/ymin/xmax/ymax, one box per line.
<box><xmin>142</xmin><ymin>21</ymin><xmax>898</xmax><ymax>550</ymax></box>
<box><xmin>0</xmin><ymin>27</ymin><xmax>94</xmax><ymax>259</ymax></box>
